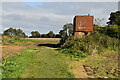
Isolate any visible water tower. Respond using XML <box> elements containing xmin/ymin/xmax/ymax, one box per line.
<box><xmin>73</xmin><ymin>15</ymin><xmax>94</xmax><ymax>38</ymax></box>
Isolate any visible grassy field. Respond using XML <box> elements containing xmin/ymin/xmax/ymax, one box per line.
<box><xmin>1</xmin><ymin>35</ymin><xmax>119</xmax><ymax>78</ymax></box>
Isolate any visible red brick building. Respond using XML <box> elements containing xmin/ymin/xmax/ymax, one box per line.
<box><xmin>73</xmin><ymin>15</ymin><xmax>94</xmax><ymax>38</ymax></box>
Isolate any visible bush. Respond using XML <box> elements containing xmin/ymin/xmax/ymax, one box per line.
<box><xmin>60</xmin><ymin>33</ymin><xmax>118</xmax><ymax>58</ymax></box>
<box><xmin>94</xmin><ymin>25</ymin><xmax>120</xmax><ymax>39</ymax></box>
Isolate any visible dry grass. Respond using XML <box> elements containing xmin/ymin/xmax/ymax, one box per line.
<box><xmin>27</xmin><ymin>38</ymin><xmax>61</xmax><ymax>41</ymax></box>
<box><xmin>2</xmin><ymin>45</ymin><xmax>26</xmax><ymax>58</ymax></box>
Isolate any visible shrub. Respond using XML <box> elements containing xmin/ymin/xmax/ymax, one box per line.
<box><xmin>60</xmin><ymin>33</ymin><xmax>118</xmax><ymax>58</ymax></box>
<box><xmin>94</xmin><ymin>25</ymin><xmax>120</xmax><ymax>39</ymax></box>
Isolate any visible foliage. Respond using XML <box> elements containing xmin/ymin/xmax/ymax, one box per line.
<box><xmin>41</xmin><ymin>34</ymin><xmax>48</xmax><ymax>38</ymax></box>
<box><xmin>59</xmin><ymin>23</ymin><xmax>74</xmax><ymax>44</ymax></box>
<box><xmin>59</xmin><ymin>30</ymin><xmax>67</xmax><ymax>38</ymax></box>
<box><xmin>63</xmin><ymin>23</ymin><xmax>73</xmax><ymax>36</ymax></box>
<box><xmin>55</xmin><ymin>34</ymin><xmax>61</xmax><ymax>38</ymax></box>
<box><xmin>107</xmin><ymin>11</ymin><xmax>120</xmax><ymax>26</ymax></box>
<box><xmin>47</xmin><ymin>31</ymin><xmax>55</xmax><ymax>38</ymax></box>
<box><xmin>30</xmin><ymin>31</ymin><xmax>41</xmax><ymax>38</ymax></box>
<box><xmin>60</xmin><ymin>33</ymin><xmax>118</xmax><ymax>58</ymax></box>
<box><xmin>3</xmin><ymin>28</ymin><xmax>27</xmax><ymax>38</ymax></box>
<box><xmin>94</xmin><ymin>25</ymin><xmax>120</xmax><ymax>39</ymax></box>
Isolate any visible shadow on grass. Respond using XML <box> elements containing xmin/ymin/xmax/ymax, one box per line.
<box><xmin>37</xmin><ymin>43</ymin><xmax>61</xmax><ymax>48</ymax></box>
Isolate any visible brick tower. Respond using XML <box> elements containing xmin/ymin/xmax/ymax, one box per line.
<box><xmin>73</xmin><ymin>15</ymin><xmax>94</xmax><ymax>38</ymax></box>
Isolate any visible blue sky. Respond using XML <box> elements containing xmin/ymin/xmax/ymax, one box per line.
<box><xmin>2</xmin><ymin>2</ymin><xmax>118</xmax><ymax>36</ymax></box>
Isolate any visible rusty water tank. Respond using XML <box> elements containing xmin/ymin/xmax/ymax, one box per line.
<box><xmin>73</xmin><ymin>15</ymin><xmax>94</xmax><ymax>38</ymax></box>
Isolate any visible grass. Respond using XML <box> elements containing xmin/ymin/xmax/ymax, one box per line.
<box><xmin>2</xmin><ymin>47</ymin><xmax>74</xmax><ymax>78</ymax></box>
<box><xmin>2</xmin><ymin>48</ymin><xmax>35</xmax><ymax>78</ymax></box>
<box><xmin>1</xmin><ymin>35</ymin><xmax>119</xmax><ymax>78</ymax></box>
<box><xmin>60</xmin><ymin>33</ymin><xmax>119</xmax><ymax>78</ymax></box>
<box><xmin>2</xmin><ymin>36</ymin><xmax>35</xmax><ymax>45</ymax></box>
<box><xmin>83</xmin><ymin>49</ymin><xmax>119</xmax><ymax>78</ymax></box>
<box><xmin>2</xmin><ymin>35</ymin><xmax>60</xmax><ymax>46</ymax></box>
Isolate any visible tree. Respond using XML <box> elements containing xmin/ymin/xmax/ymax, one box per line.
<box><xmin>16</xmin><ymin>29</ymin><xmax>26</xmax><ymax>37</ymax></box>
<box><xmin>3</xmin><ymin>28</ymin><xmax>27</xmax><ymax>37</ymax></box>
<box><xmin>107</xmin><ymin>11</ymin><xmax>120</xmax><ymax>26</ymax></box>
<box><xmin>3</xmin><ymin>27</ymin><xmax>14</xmax><ymax>36</ymax></box>
<box><xmin>59</xmin><ymin>30</ymin><xmax>66</xmax><ymax>38</ymax></box>
<box><xmin>30</xmin><ymin>31</ymin><xmax>41</xmax><ymax>38</ymax></box>
<box><xmin>41</xmin><ymin>34</ymin><xmax>48</xmax><ymax>38</ymax></box>
<box><xmin>63</xmin><ymin>23</ymin><xmax>73</xmax><ymax>36</ymax></box>
<box><xmin>55</xmin><ymin>34</ymin><xmax>61</xmax><ymax>38</ymax></box>
<box><xmin>47</xmin><ymin>31</ymin><xmax>55</xmax><ymax>38</ymax></box>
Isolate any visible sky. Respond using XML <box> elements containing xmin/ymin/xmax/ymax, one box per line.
<box><xmin>1</xmin><ymin>0</ymin><xmax>119</xmax><ymax>2</ymax></box>
<box><xmin>1</xmin><ymin>2</ymin><xmax>118</xmax><ymax>36</ymax></box>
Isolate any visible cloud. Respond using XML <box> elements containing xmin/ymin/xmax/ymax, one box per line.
<box><xmin>2</xmin><ymin>2</ymin><xmax>118</xmax><ymax>36</ymax></box>
<box><xmin>118</xmin><ymin>1</ymin><xmax>120</xmax><ymax>11</ymax></box>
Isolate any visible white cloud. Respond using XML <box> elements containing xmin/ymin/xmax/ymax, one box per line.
<box><xmin>118</xmin><ymin>1</ymin><xmax>120</xmax><ymax>11</ymax></box>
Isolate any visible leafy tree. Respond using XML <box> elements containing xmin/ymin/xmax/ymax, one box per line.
<box><xmin>3</xmin><ymin>28</ymin><xmax>27</xmax><ymax>37</ymax></box>
<box><xmin>95</xmin><ymin>25</ymin><xmax>120</xmax><ymax>39</ymax></box>
<box><xmin>16</xmin><ymin>29</ymin><xmax>24</xmax><ymax>37</ymax></box>
<box><xmin>59</xmin><ymin>30</ymin><xmax>66</xmax><ymax>38</ymax></box>
<box><xmin>3</xmin><ymin>28</ymin><xmax>14</xmax><ymax>36</ymax></box>
<box><xmin>41</xmin><ymin>34</ymin><xmax>48</xmax><ymax>38</ymax></box>
<box><xmin>30</xmin><ymin>31</ymin><xmax>41</xmax><ymax>38</ymax></box>
<box><xmin>107</xmin><ymin>11</ymin><xmax>120</xmax><ymax>26</ymax></box>
<box><xmin>59</xmin><ymin>23</ymin><xmax>73</xmax><ymax>44</ymax></box>
<box><xmin>47</xmin><ymin>31</ymin><xmax>55</xmax><ymax>38</ymax></box>
<box><xmin>63</xmin><ymin>23</ymin><xmax>73</xmax><ymax>36</ymax></box>
<box><xmin>55</xmin><ymin>34</ymin><xmax>61</xmax><ymax>38</ymax></box>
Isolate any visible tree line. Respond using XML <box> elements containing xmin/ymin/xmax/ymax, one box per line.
<box><xmin>3</xmin><ymin>23</ymin><xmax>73</xmax><ymax>38</ymax></box>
